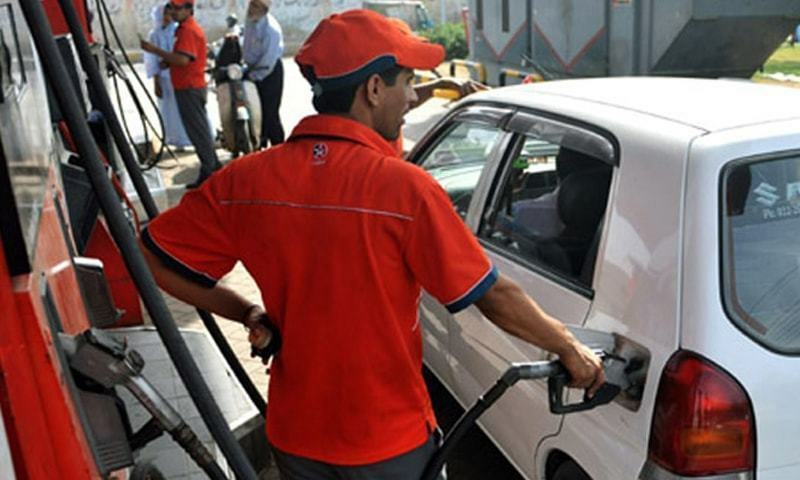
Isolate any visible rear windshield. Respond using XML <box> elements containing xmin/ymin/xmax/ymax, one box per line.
<box><xmin>722</xmin><ymin>154</ymin><xmax>800</xmax><ymax>354</ymax></box>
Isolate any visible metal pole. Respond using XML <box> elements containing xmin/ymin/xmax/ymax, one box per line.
<box><xmin>18</xmin><ymin>2</ymin><xmax>257</xmax><ymax>478</ymax></box>
<box><xmin>56</xmin><ymin>0</ymin><xmax>267</xmax><ymax>416</ymax></box>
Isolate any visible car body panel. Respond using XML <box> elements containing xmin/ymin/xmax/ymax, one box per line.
<box><xmin>416</xmin><ymin>78</ymin><xmax>800</xmax><ymax>480</ymax></box>
<box><xmin>549</xmin><ymin>112</ymin><xmax>702</xmax><ymax>480</ymax></box>
<box><xmin>477</xmin><ymin>78</ymin><xmax>800</xmax><ymax>132</ymax></box>
<box><xmin>682</xmin><ymin>119</ymin><xmax>800</xmax><ymax>477</ymax></box>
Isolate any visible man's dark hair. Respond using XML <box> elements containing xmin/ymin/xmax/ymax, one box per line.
<box><xmin>312</xmin><ymin>65</ymin><xmax>405</xmax><ymax>114</ymax></box>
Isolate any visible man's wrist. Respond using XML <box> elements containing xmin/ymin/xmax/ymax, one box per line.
<box><xmin>240</xmin><ymin>303</ymin><xmax>262</xmax><ymax>325</ymax></box>
<box><xmin>551</xmin><ymin>327</ymin><xmax>580</xmax><ymax>358</ymax></box>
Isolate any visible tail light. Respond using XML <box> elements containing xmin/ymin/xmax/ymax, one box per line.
<box><xmin>648</xmin><ymin>351</ymin><xmax>754</xmax><ymax>476</ymax></box>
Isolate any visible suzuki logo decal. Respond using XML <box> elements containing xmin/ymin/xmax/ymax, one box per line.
<box><xmin>754</xmin><ymin>182</ymin><xmax>780</xmax><ymax>207</ymax></box>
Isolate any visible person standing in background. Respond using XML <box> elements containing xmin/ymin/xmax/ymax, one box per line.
<box><xmin>243</xmin><ymin>0</ymin><xmax>285</xmax><ymax>149</ymax></box>
<box><xmin>141</xmin><ymin>0</ymin><xmax>222</xmax><ymax>188</ymax></box>
<box><xmin>144</xmin><ymin>3</ymin><xmax>192</xmax><ymax>150</ymax></box>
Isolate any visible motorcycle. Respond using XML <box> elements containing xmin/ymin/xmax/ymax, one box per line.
<box><xmin>209</xmin><ymin>33</ymin><xmax>261</xmax><ymax>157</ymax></box>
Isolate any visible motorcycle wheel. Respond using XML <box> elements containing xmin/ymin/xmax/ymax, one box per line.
<box><xmin>233</xmin><ymin>119</ymin><xmax>252</xmax><ymax>157</ymax></box>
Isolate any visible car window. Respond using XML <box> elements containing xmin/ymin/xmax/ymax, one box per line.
<box><xmin>722</xmin><ymin>154</ymin><xmax>800</xmax><ymax>353</ymax></box>
<box><xmin>480</xmin><ymin>134</ymin><xmax>612</xmax><ymax>286</ymax></box>
<box><xmin>420</xmin><ymin>121</ymin><xmax>502</xmax><ymax>219</ymax></box>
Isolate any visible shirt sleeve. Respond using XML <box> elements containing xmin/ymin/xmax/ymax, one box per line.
<box><xmin>144</xmin><ymin>31</ymin><xmax>161</xmax><ymax>77</ymax></box>
<box><xmin>404</xmin><ymin>177</ymin><xmax>497</xmax><ymax>313</ymax></box>
<box><xmin>173</xmin><ymin>26</ymin><xmax>198</xmax><ymax>60</ymax></box>
<box><xmin>263</xmin><ymin>17</ymin><xmax>284</xmax><ymax>70</ymax></box>
<box><xmin>241</xmin><ymin>22</ymin><xmax>264</xmax><ymax>66</ymax></box>
<box><xmin>141</xmin><ymin>172</ymin><xmax>238</xmax><ymax>287</ymax></box>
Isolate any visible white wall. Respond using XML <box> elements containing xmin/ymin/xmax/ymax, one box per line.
<box><xmin>94</xmin><ymin>0</ymin><xmax>466</xmax><ymax>54</ymax></box>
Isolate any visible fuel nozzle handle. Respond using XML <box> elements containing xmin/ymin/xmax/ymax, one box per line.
<box><xmin>547</xmin><ymin>352</ymin><xmax>623</xmax><ymax>414</ymax></box>
<box><xmin>249</xmin><ymin>313</ymin><xmax>282</xmax><ymax>362</ymax></box>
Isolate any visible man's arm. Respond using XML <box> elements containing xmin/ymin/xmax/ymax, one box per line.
<box><xmin>475</xmin><ymin>273</ymin><xmax>605</xmax><ymax>395</ymax></box>
<box><xmin>411</xmin><ymin>77</ymin><xmax>487</xmax><ymax>109</ymax></box>
<box><xmin>138</xmin><ymin>238</ymin><xmax>272</xmax><ymax>346</ymax></box>
<box><xmin>140</xmin><ymin>39</ymin><xmax>191</xmax><ymax>67</ymax></box>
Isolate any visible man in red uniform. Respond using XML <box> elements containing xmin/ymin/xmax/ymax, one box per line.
<box><xmin>139</xmin><ymin>9</ymin><xmax>604</xmax><ymax>479</ymax></box>
<box><xmin>141</xmin><ymin>0</ymin><xmax>221</xmax><ymax>188</ymax></box>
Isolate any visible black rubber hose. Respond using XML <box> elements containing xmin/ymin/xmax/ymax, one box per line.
<box><xmin>198</xmin><ymin>311</ymin><xmax>268</xmax><ymax>414</ymax></box>
<box><xmin>59</xmin><ymin>0</ymin><xmax>267</xmax><ymax>416</ymax></box>
<box><xmin>420</xmin><ymin>361</ymin><xmax>564</xmax><ymax>480</ymax></box>
<box><xmin>96</xmin><ymin>0</ymin><xmax>169</xmax><ymax>167</ymax></box>
<box><xmin>169</xmin><ymin>422</ymin><xmax>228</xmax><ymax>480</ymax></box>
<box><xmin>19</xmin><ymin>2</ymin><xmax>258</xmax><ymax>479</ymax></box>
<box><xmin>420</xmin><ymin>379</ymin><xmax>511</xmax><ymax>480</ymax></box>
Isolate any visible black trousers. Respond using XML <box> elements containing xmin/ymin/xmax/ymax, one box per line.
<box><xmin>174</xmin><ymin>87</ymin><xmax>221</xmax><ymax>181</ymax></box>
<box><xmin>255</xmin><ymin>59</ymin><xmax>285</xmax><ymax>148</ymax></box>
<box><xmin>271</xmin><ymin>431</ymin><xmax>446</xmax><ymax>480</ymax></box>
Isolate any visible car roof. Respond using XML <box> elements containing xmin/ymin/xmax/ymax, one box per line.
<box><xmin>475</xmin><ymin>77</ymin><xmax>800</xmax><ymax>132</ymax></box>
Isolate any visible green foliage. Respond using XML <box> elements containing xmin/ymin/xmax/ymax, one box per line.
<box><xmin>420</xmin><ymin>22</ymin><xmax>468</xmax><ymax>60</ymax></box>
<box><xmin>761</xmin><ymin>44</ymin><xmax>800</xmax><ymax>76</ymax></box>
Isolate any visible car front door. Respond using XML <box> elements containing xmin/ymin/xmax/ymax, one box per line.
<box><xmin>420</xmin><ymin>105</ymin><xmax>618</xmax><ymax>478</ymax></box>
<box><xmin>414</xmin><ymin>105</ymin><xmax>515</xmax><ymax>390</ymax></box>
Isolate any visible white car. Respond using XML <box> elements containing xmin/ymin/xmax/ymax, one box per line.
<box><xmin>412</xmin><ymin>77</ymin><xmax>800</xmax><ymax>480</ymax></box>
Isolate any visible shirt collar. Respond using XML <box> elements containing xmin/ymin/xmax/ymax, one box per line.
<box><xmin>178</xmin><ymin>16</ymin><xmax>197</xmax><ymax>29</ymax></box>
<box><xmin>289</xmin><ymin>115</ymin><xmax>398</xmax><ymax>157</ymax></box>
<box><xmin>247</xmin><ymin>13</ymin><xmax>267</xmax><ymax>25</ymax></box>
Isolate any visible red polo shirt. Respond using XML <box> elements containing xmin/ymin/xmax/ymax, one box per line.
<box><xmin>171</xmin><ymin>16</ymin><xmax>207</xmax><ymax>90</ymax></box>
<box><xmin>142</xmin><ymin>115</ymin><xmax>497</xmax><ymax>465</ymax></box>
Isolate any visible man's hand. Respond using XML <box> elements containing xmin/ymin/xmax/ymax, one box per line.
<box><xmin>435</xmin><ymin>77</ymin><xmax>488</xmax><ymax>98</ymax></box>
<box><xmin>557</xmin><ymin>341</ymin><xmax>606</xmax><ymax>398</ymax></box>
<box><xmin>154</xmin><ymin>77</ymin><xmax>163</xmax><ymax>99</ymax></box>
<box><xmin>475</xmin><ymin>274</ymin><xmax>606</xmax><ymax>397</ymax></box>
<box><xmin>242</xmin><ymin>305</ymin><xmax>273</xmax><ymax>351</ymax></box>
<box><xmin>140</xmin><ymin>39</ymin><xmax>156</xmax><ymax>53</ymax></box>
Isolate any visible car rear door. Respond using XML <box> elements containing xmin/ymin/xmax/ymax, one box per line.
<box><xmin>539</xmin><ymin>109</ymin><xmax>701</xmax><ymax>480</ymax></box>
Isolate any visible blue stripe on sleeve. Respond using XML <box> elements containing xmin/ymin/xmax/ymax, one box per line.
<box><xmin>141</xmin><ymin>226</ymin><xmax>218</xmax><ymax>288</ymax></box>
<box><xmin>445</xmin><ymin>266</ymin><xmax>499</xmax><ymax>314</ymax></box>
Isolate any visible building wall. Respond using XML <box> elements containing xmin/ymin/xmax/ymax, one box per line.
<box><xmin>96</xmin><ymin>0</ymin><xmax>467</xmax><ymax>54</ymax></box>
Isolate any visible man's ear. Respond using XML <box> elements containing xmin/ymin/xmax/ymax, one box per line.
<box><xmin>364</xmin><ymin>74</ymin><xmax>384</xmax><ymax>108</ymax></box>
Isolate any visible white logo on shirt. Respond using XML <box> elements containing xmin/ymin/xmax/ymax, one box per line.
<box><xmin>312</xmin><ymin>143</ymin><xmax>328</xmax><ymax>165</ymax></box>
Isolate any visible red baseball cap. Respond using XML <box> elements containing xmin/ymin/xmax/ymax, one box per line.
<box><xmin>171</xmin><ymin>0</ymin><xmax>193</xmax><ymax>6</ymax></box>
<box><xmin>296</xmin><ymin>9</ymin><xmax>445</xmax><ymax>93</ymax></box>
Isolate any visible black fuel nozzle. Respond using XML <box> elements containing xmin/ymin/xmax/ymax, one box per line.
<box><xmin>249</xmin><ymin>313</ymin><xmax>281</xmax><ymax>363</ymax></box>
<box><xmin>547</xmin><ymin>351</ymin><xmax>625</xmax><ymax>414</ymax></box>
